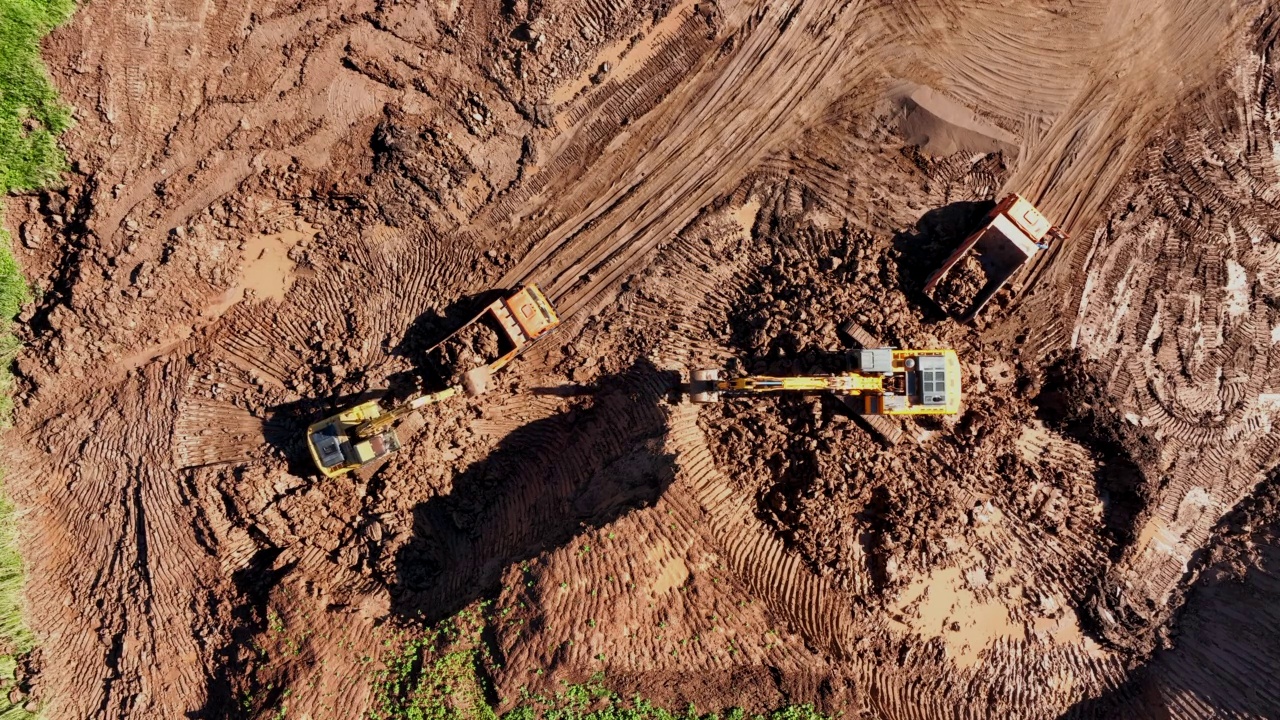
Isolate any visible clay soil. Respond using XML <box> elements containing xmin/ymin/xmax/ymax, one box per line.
<box><xmin>930</xmin><ymin>254</ymin><xmax>987</xmax><ymax>318</ymax></box>
<box><xmin>6</xmin><ymin>0</ymin><xmax>1280</xmax><ymax>718</ymax></box>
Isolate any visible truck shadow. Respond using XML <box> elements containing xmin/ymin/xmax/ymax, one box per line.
<box><xmin>890</xmin><ymin>200</ymin><xmax>993</xmax><ymax>314</ymax></box>
<box><xmin>382</xmin><ymin>358</ymin><xmax>681</xmax><ymax>624</ymax></box>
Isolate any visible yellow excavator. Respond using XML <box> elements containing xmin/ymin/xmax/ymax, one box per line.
<box><xmin>690</xmin><ymin>348</ymin><xmax>960</xmax><ymax>413</ymax></box>
<box><xmin>306</xmin><ymin>283</ymin><xmax>560</xmax><ymax>477</ymax></box>
<box><xmin>306</xmin><ymin>388</ymin><xmax>459</xmax><ymax>478</ymax></box>
<box><xmin>690</xmin><ymin>340</ymin><xmax>961</xmax><ymax>444</ymax></box>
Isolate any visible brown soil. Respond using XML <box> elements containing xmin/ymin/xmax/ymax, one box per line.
<box><xmin>431</xmin><ymin>316</ymin><xmax>506</xmax><ymax>387</ymax></box>
<box><xmin>6</xmin><ymin>0</ymin><xmax>1280</xmax><ymax>717</ymax></box>
<box><xmin>931</xmin><ymin>254</ymin><xmax>988</xmax><ymax>317</ymax></box>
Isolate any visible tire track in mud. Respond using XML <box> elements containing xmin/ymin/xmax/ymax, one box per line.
<box><xmin>664</xmin><ymin>407</ymin><xmax>859</xmax><ymax>656</ymax></box>
<box><xmin>500</xmin><ymin>0</ymin><xmax>894</xmax><ymax>321</ymax></box>
<box><xmin>1065</xmin><ymin>476</ymin><xmax>1280</xmax><ymax>718</ymax></box>
<box><xmin>1009</xmin><ymin>0</ymin><xmax>1251</xmax><ymax>304</ymax></box>
<box><xmin>6</xmin><ymin>364</ymin><xmax>223</xmax><ymax>719</ymax></box>
<box><xmin>16</xmin><ymin>0</ymin><xmax>1279</xmax><ymax>715</ymax></box>
<box><xmin>30</xmin><ymin>0</ymin><xmax>403</xmax><ymax>404</ymax></box>
<box><xmin>1050</xmin><ymin>10</ymin><xmax>1280</xmax><ymax>652</ymax></box>
<box><xmin>13</xmin><ymin>2</ymin><xmax>742</xmax><ymax>709</ymax></box>
<box><xmin>879</xmin><ymin>0</ymin><xmax>1107</xmax><ymax>130</ymax></box>
<box><xmin>594</xmin><ymin>197</ymin><xmax>1134</xmax><ymax>718</ymax></box>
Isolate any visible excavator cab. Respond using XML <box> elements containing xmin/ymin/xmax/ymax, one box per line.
<box><xmin>306</xmin><ymin>388</ymin><xmax>458</xmax><ymax>477</ymax></box>
<box><xmin>307</xmin><ymin>400</ymin><xmax>403</xmax><ymax>478</ymax></box>
<box><xmin>849</xmin><ymin>349</ymin><xmax>961</xmax><ymax>416</ymax></box>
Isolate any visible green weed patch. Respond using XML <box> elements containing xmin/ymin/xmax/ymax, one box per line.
<box><xmin>1</xmin><ymin>0</ymin><xmax>74</xmax><ymax>194</ymax></box>
<box><xmin>0</xmin><ymin>0</ymin><xmax>75</xmax><ymax>716</ymax></box>
<box><xmin>369</xmin><ymin>607</ymin><xmax>834</xmax><ymax>720</ymax></box>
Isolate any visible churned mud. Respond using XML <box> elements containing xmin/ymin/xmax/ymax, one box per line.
<box><xmin>4</xmin><ymin>0</ymin><xmax>1280</xmax><ymax>717</ymax></box>
<box><xmin>931</xmin><ymin>254</ymin><xmax>986</xmax><ymax>318</ymax></box>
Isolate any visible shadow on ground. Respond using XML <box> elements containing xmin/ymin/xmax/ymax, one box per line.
<box><xmin>385</xmin><ymin>358</ymin><xmax>682</xmax><ymax>623</ymax></box>
<box><xmin>1061</xmin><ymin>473</ymin><xmax>1280</xmax><ymax>719</ymax></box>
<box><xmin>191</xmin><ymin>548</ymin><xmax>297</xmax><ymax>719</ymax></box>
<box><xmin>891</xmin><ymin>199</ymin><xmax>993</xmax><ymax>318</ymax></box>
<box><xmin>1034</xmin><ymin>351</ymin><xmax>1163</xmax><ymax>652</ymax></box>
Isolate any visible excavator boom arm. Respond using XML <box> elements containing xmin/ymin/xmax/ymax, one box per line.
<box><xmin>721</xmin><ymin>374</ymin><xmax>885</xmax><ymax>394</ymax></box>
<box><xmin>353</xmin><ymin>387</ymin><xmax>458</xmax><ymax>439</ymax></box>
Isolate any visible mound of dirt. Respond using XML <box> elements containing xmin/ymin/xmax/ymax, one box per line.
<box><xmin>431</xmin><ymin>318</ymin><xmax>505</xmax><ymax>386</ymax></box>
<box><xmin>930</xmin><ymin>253</ymin><xmax>987</xmax><ymax>317</ymax></box>
<box><xmin>9</xmin><ymin>0</ymin><xmax>1280</xmax><ymax>714</ymax></box>
<box><xmin>898</xmin><ymin>84</ymin><xmax>1020</xmax><ymax>159</ymax></box>
<box><xmin>687</xmin><ymin>208</ymin><xmax>1111</xmax><ymax>608</ymax></box>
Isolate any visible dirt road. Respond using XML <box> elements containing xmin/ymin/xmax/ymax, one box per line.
<box><xmin>5</xmin><ymin>0</ymin><xmax>1280</xmax><ymax>716</ymax></box>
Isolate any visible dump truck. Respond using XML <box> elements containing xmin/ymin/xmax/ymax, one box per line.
<box><xmin>305</xmin><ymin>283</ymin><xmax>560</xmax><ymax>477</ymax></box>
<box><xmin>923</xmin><ymin>193</ymin><xmax>1065</xmax><ymax>320</ymax></box>
<box><xmin>424</xmin><ymin>283</ymin><xmax>561</xmax><ymax>396</ymax></box>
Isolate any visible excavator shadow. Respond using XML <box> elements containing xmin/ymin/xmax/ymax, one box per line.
<box><xmin>891</xmin><ymin>199</ymin><xmax>993</xmax><ymax>316</ymax></box>
<box><xmin>383</xmin><ymin>359</ymin><xmax>682</xmax><ymax>625</ymax></box>
<box><xmin>529</xmin><ymin>383</ymin><xmax>598</xmax><ymax>397</ymax></box>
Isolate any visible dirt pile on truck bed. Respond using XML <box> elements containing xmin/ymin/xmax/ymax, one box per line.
<box><xmin>930</xmin><ymin>254</ymin><xmax>987</xmax><ymax>317</ymax></box>
<box><xmin>6</xmin><ymin>0</ymin><xmax>1280</xmax><ymax>717</ymax></box>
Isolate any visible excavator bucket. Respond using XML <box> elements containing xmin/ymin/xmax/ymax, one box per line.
<box><xmin>463</xmin><ymin>366</ymin><xmax>490</xmax><ymax>397</ymax></box>
<box><xmin>689</xmin><ymin>369</ymin><xmax>721</xmax><ymax>403</ymax></box>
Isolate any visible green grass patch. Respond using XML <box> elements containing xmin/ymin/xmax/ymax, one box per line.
<box><xmin>1</xmin><ymin>0</ymin><xmax>75</xmax><ymax>195</ymax></box>
<box><xmin>0</xmin><ymin>0</ymin><xmax>76</xmax><ymax>716</ymax></box>
<box><xmin>0</xmin><ymin>492</ymin><xmax>33</xmax><ymax>656</ymax></box>
<box><xmin>0</xmin><ymin>487</ymin><xmax>36</xmax><ymax>719</ymax></box>
<box><xmin>369</xmin><ymin>608</ymin><xmax>834</xmax><ymax>720</ymax></box>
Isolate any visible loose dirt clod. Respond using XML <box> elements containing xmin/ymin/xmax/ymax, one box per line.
<box><xmin>930</xmin><ymin>254</ymin><xmax>986</xmax><ymax>317</ymax></box>
<box><xmin>432</xmin><ymin>320</ymin><xmax>505</xmax><ymax>387</ymax></box>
